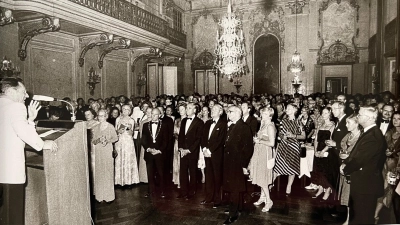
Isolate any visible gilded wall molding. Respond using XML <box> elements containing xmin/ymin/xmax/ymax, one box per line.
<box><xmin>78</xmin><ymin>33</ymin><xmax>114</xmax><ymax>67</ymax></box>
<box><xmin>0</xmin><ymin>7</ymin><xmax>14</xmax><ymax>26</ymax></box>
<box><xmin>286</xmin><ymin>0</ymin><xmax>308</xmax><ymax>14</ymax></box>
<box><xmin>248</xmin><ymin>6</ymin><xmax>286</xmax><ymax>55</ymax></box>
<box><xmin>317</xmin><ymin>0</ymin><xmax>360</xmax><ymax>64</ymax></box>
<box><xmin>18</xmin><ymin>17</ymin><xmax>60</xmax><ymax>61</ymax></box>
<box><xmin>98</xmin><ymin>38</ymin><xmax>131</xmax><ymax>69</ymax></box>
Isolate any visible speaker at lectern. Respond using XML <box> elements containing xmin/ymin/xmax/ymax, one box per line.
<box><xmin>25</xmin><ymin>120</ymin><xmax>91</xmax><ymax>225</ymax></box>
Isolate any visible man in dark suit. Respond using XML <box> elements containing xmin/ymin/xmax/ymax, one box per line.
<box><xmin>241</xmin><ymin>102</ymin><xmax>258</xmax><ymax>136</ymax></box>
<box><xmin>222</xmin><ymin>106</ymin><xmax>254</xmax><ymax>225</ymax></box>
<box><xmin>341</xmin><ymin>106</ymin><xmax>386</xmax><ymax>224</ymax></box>
<box><xmin>158</xmin><ymin>106</ymin><xmax>175</xmax><ymax>178</ymax></box>
<box><xmin>377</xmin><ymin>104</ymin><xmax>394</xmax><ymax>135</ymax></box>
<box><xmin>326</xmin><ymin>101</ymin><xmax>348</xmax><ymax>201</ymax></box>
<box><xmin>141</xmin><ymin>108</ymin><xmax>169</xmax><ymax>198</ymax></box>
<box><xmin>177</xmin><ymin>103</ymin><xmax>204</xmax><ymax>200</ymax></box>
<box><xmin>200</xmin><ymin>104</ymin><xmax>227</xmax><ymax>208</ymax></box>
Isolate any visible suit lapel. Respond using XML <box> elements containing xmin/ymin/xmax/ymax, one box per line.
<box><xmin>348</xmin><ymin>126</ymin><xmax>374</xmax><ymax>158</ymax></box>
<box><xmin>210</xmin><ymin>119</ymin><xmax>222</xmax><ymax>139</ymax></box>
<box><xmin>186</xmin><ymin>117</ymin><xmax>197</xmax><ymax>135</ymax></box>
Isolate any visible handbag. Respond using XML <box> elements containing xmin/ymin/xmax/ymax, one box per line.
<box><xmin>267</xmin><ymin>148</ymin><xmax>276</xmax><ymax>169</ymax></box>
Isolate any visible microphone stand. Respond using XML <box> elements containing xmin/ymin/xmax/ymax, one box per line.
<box><xmin>59</xmin><ymin>99</ymin><xmax>76</xmax><ymax>122</ymax></box>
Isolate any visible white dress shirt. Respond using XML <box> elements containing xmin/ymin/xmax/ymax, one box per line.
<box><xmin>209</xmin><ymin>118</ymin><xmax>219</xmax><ymax>139</ymax></box>
<box><xmin>185</xmin><ymin>115</ymin><xmax>195</xmax><ymax>134</ymax></box>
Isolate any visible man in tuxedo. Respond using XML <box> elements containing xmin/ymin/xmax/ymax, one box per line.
<box><xmin>0</xmin><ymin>78</ymin><xmax>57</xmax><ymax>224</ymax></box>
<box><xmin>326</xmin><ymin>101</ymin><xmax>348</xmax><ymax>200</ymax></box>
<box><xmin>222</xmin><ymin>106</ymin><xmax>253</xmax><ymax>225</ymax></box>
<box><xmin>341</xmin><ymin>106</ymin><xmax>386</xmax><ymax>224</ymax></box>
<box><xmin>241</xmin><ymin>102</ymin><xmax>258</xmax><ymax>136</ymax></box>
<box><xmin>158</xmin><ymin>106</ymin><xmax>175</xmax><ymax>177</ymax></box>
<box><xmin>200</xmin><ymin>104</ymin><xmax>227</xmax><ymax>208</ymax></box>
<box><xmin>377</xmin><ymin>104</ymin><xmax>394</xmax><ymax>135</ymax></box>
<box><xmin>177</xmin><ymin>103</ymin><xmax>204</xmax><ymax>200</ymax></box>
<box><xmin>141</xmin><ymin>108</ymin><xmax>168</xmax><ymax>198</ymax></box>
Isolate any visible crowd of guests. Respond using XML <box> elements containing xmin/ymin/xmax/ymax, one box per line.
<box><xmin>37</xmin><ymin>91</ymin><xmax>400</xmax><ymax>225</ymax></box>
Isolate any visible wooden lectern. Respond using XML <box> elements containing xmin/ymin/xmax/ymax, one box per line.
<box><xmin>25</xmin><ymin>121</ymin><xmax>91</xmax><ymax>225</ymax></box>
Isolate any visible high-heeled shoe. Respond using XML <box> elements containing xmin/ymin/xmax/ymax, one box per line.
<box><xmin>253</xmin><ymin>197</ymin><xmax>266</xmax><ymax>206</ymax></box>
<box><xmin>312</xmin><ymin>185</ymin><xmax>324</xmax><ymax>198</ymax></box>
<box><xmin>322</xmin><ymin>187</ymin><xmax>332</xmax><ymax>200</ymax></box>
<box><xmin>262</xmin><ymin>201</ymin><xmax>273</xmax><ymax>212</ymax></box>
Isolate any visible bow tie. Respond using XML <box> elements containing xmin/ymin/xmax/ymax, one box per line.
<box><xmin>382</xmin><ymin>120</ymin><xmax>390</xmax><ymax>124</ymax></box>
<box><xmin>151</xmin><ymin>122</ymin><xmax>158</xmax><ymax>125</ymax></box>
<box><xmin>212</xmin><ymin>120</ymin><xmax>216</xmax><ymax>124</ymax></box>
<box><xmin>187</xmin><ymin>118</ymin><xmax>193</xmax><ymax>120</ymax></box>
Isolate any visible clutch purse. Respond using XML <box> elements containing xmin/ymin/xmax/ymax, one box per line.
<box><xmin>267</xmin><ymin>148</ymin><xmax>276</xmax><ymax>169</ymax></box>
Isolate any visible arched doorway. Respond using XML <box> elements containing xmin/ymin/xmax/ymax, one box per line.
<box><xmin>253</xmin><ymin>34</ymin><xmax>280</xmax><ymax>94</ymax></box>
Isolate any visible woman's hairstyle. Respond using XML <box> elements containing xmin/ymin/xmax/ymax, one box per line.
<box><xmin>346</xmin><ymin>113</ymin><xmax>362</xmax><ymax>131</ymax></box>
<box><xmin>98</xmin><ymin>109</ymin><xmax>108</xmax><ymax>117</ymax></box>
<box><xmin>323</xmin><ymin>106</ymin><xmax>334</xmax><ymax>121</ymax></box>
<box><xmin>84</xmin><ymin>108</ymin><xmax>97</xmax><ymax>118</ymax></box>
<box><xmin>260</xmin><ymin>106</ymin><xmax>274</xmax><ymax>118</ymax></box>
<box><xmin>109</xmin><ymin>107</ymin><xmax>120</xmax><ymax>117</ymax></box>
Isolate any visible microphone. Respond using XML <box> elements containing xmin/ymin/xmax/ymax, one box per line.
<box><xmin>32</xmin><ymin>95</ymin><xmax>58</xmax><ymax>101</ymax></box>
<box><xmin>31</xmin><ymin>95</ymin><xmax>76</xmax><ymax>122</ymax></box>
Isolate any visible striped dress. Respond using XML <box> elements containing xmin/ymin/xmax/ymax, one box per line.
<box><xmin>273</xmin><ymin>118</ymin><xmax>302</xmax><ymax>176</ymax></box>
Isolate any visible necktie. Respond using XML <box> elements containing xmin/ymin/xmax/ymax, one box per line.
<box><xmin>151</xmin><ymin>122</ymin><xmax>158</xmax><ymax>125</ymax></box>
<box><xmin>187</xmin><ymin>118</ymin><xmax>193</xmax><ymax>120</ymax></box>
<box><xmin>382</xmin><ymin>120</ymin><xmax>389</xmax><ymax>124</ymax></box>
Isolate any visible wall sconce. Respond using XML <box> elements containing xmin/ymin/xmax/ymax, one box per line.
<box><xmin>87</xmin><ymin>67</ymin><xmax>101</xmax><ymax>95</ymax></box>
<box><xmin>1</xmin><ymin>57</ymin><xmax>20</xmax><ymax>79</ymax></box>
<box><xmin>233</xmin><ymin>77</ymin><xmax>242</xmax><ymax>93</ymax></box>
<box><xmin>292</xmin><ymin>74</ymin><xmax>302</xmax><ymax>94</ymax></box>
<box><xmin>0</xmin><ymin>8</ymin><xmax>14</xmax><ymax>26</ymax></box>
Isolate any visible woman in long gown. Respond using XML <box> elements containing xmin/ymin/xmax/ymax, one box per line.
<box><xmin>311</xmin><ymin>107</ymin><xmax>335</xmax><ymax>200</ymax></box>
<box><xmin>172</xmin><ymin>103</ymin><xmax>187</xmax><ymax>187</ymax></box>
<box><xmin>85</xmin><ymin>108</ymin><xmax>99</xmax><ymax>186</ymax></box>
<box><xmin>198</xmin><ymin>105</ymin><xmax>211</xmax><ymax>183</ymax></box>
<box><xmin>115</xmin><ymin>104</ymin><xmax>139</xmax><ymax>186</ymax></box>
<box><xmin>91</xmin><ymin>109</ymin><xmax>118</xmax><ymax>202</ymax></box>
<box><xmin>337</xmin><ymin>114</ymin><xmax>361</xmax><ymax>225</ymax></box>
<box><xmin>375</xmin><ymin>111</ymin><xmax>400</xmax><ymax>223</ymax></box>
<box><xmin>138</xmin><ymin>107</ymin><xmax>152</xmax><ymax>183</ymax></box>
<box><xmin>273</xmin><ymin>103</ymin><xmax>305</xmax><ymax>196</ymax></box>
<box><xmin>250</xmin><ymin>107</ymin><xmax>276</xmax><ymax>212</ymax></box>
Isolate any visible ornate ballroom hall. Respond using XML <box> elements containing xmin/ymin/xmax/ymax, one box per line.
<box><xmin>0</xmin><ymin>0</ymin><xmax>399</xmax><ymax>224</ymax></box>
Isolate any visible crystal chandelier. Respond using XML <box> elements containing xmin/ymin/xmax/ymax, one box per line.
<box><xmin>214</xmin><ymin>0</ymin><xmax>247</xmax><ymax>80</ymax></box>
<box><xmin>287</xmin><ymin>0</ymin><xmax>305</xmax><ymax>73</ymax></box>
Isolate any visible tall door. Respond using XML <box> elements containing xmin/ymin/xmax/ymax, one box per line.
<box><xmin>195</xmin><ymin>69</ymin><xmax>218</xmax><ymax>95</ymax></box>
<box><xmin>321</xmin><ymin>65</ymin><xmax>352</xmax><ymax>94</ymax></box>
<box><xmin>325</xmin><ymin>77</ymin><xmax>348</xmax><ymax>94</ymax></box>
<box><xmin>163</xmin><ymin>66</ymin><xmax>177</xmax><ymax>95</ymax></box>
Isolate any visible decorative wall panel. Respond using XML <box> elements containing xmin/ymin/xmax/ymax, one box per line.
<box><xmin>30</xmin><ymin>47</ymin><xmax>75</xmax><ymax>99</ymax></box>
<box><xmin>104</xmin><ymin>57</ymin><xmax>129</xmax><ymax>98</ymax></box>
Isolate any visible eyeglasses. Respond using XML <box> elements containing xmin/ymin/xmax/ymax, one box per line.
<box><xmin>383</xmin><ymin>110</ymin><xmax>393</xmax><ymax>113</ymax></box>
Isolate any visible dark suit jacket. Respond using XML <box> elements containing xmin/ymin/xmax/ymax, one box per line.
<box><xmin>201</xmin><ymin>118</ymin><xmax>227</xmax><ymax>164</ymax></box>
<box><xmin>332</xmin><ymin>115</ymin><xmax>349</xmax><ymax>153</ymax></box>
<box><xmin>223</xmin><ymin>119</ymin><xmax>254</xmax><ymax>193</ymax></box>
<box><xmin>178</xmin><ymin>117</ymin><xmax>204</xmax><ymax>160</ymax></box>
<box><xmin>243</xmin><ymin>115</ymin><xmax>258</xmax><ymax>136</ymax></box>
<box><xmin>141</xmin><ymin>120</ymin><xmax>169</xmax><ymax>162</ymax></box>
<box><xmin>161</xmin><ymin>115</ymin><xmax>174</xmax><ymax>139</ymax></box>
<box><xmin>343</xmin><ymin>125</ymin><xmax>386</xmax><ymax>196</ymax></box>
<box><xmin>376</xmin><ymin>117</ymin><xmax>394</xmax><ymax>135</ymax></box>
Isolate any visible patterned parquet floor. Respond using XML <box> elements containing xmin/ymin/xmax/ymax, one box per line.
<box><xmin>92</xmin><ymin>175</ymin><xmax>349</xmax><ymax>225</ymax></box>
